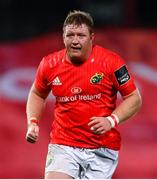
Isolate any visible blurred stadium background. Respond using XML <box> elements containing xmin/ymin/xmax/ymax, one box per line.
<box><xmin>0</xmin><ymin>0</ymin><xmax>157</xmax><ymax>178</ymax></box>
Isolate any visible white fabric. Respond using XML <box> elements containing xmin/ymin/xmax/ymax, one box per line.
<box><xmin>45</xmin><ymin>144</ymin><xmax>119</xmax><ymax>179</ymax></box>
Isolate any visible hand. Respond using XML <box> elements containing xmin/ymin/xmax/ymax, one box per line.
<box><xmin>88</xmin><ymin>116</ymin><xmax>112</xmax><ymax>134</ymax></box>
<box><xmin>26</xmin><ymin>123</ymin><xmax>39</xmax><ymax>143</ymax></box>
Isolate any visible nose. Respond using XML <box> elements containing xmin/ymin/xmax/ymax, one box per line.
<box><xmin>72</xmin><ymin>35</ymin><xmax>79</xmax><ymax>44</ymax></box>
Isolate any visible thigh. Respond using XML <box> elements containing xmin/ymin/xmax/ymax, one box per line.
<box><xmin>45</xmin><ymin>171</ymin><xmax>73</xmax><ymax>179</ymax></box>
<box><xmin>84</xmin><ymin>148</ymin><xmax>119</xmax><ymax>179</ymax></box>
<box><xmin>45</xmin><ymin>144</ymin><xmax>79</xmax><ymax>179</ymax></box>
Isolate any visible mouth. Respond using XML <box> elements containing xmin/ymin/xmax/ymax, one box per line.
<box><xmin>70</xmin><ymin>46</ymin><xmax>81</xmax><ymax>52</ymax></box>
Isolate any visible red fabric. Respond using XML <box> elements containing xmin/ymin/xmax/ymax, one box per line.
<box><xmin>34</xmin><ymin>45</ymin><xmax>136</xmax><ymax>150</ymax></box>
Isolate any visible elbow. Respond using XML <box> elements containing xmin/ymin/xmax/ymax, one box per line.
<box><xmin>136</xmin><ymin>92</ymin><xmax>142</xmax><ymax>113</ymax></box>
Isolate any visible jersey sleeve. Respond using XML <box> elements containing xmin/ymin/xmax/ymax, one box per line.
<box><xmin>34</xmin><ymin>57</ymin><xmax>51</xmax><ymax>93</ymax></box>
<box><xmin>107</xmin><ymin>53</ymin><xmax>136</xmax><ymax>96</ymax></box>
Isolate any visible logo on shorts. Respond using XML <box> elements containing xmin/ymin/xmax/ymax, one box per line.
<box><xmin>46</xmin><ymin>154</ymin><xmax>53</xmax><ymax>168</ymax></box>
<box><xmin>90</xmin><ymin>73</ymin><xmax>104</xmax><ymax>84</ymax></box>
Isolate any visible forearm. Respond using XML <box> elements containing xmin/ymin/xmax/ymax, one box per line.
<box><xmin>112</xmin><ymin>89</ymin><xmax>142</xmax><ymax>124</ymax></box>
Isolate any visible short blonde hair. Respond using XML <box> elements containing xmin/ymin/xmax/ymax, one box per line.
<box><xmin>63</xmin><ymin>10</ymin><xmax>94</xmax><ymax>34</ymax></box>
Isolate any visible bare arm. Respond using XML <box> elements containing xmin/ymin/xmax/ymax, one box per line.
<box><xmin>112</xmin><ymin>88</ymin><xmax>142</xmax><ymax>124</ymax></box>
<box><xmin>26</xmin><ymin>83</ymin><xmax>49</xmax><ymax>123</ymax></box>
<box><xmin>26</xmin><ymin>83</ymin><xmax>50</xmax><ymax>143</ymax></box>
<box><xmin>88</xmin><ymin>89</ymin><xmax>142</xmax><ymax>134</ymax></box>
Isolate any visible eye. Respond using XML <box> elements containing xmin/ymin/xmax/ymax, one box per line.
<box><xmin>78</xmin><ymin>34</ymin><xmax>86</xmax><ymax>37</ymax></box>
<box><xmin>66</xmin><ymin>33</ymin><xmax>74</xmax><ymax>37</ymax></box>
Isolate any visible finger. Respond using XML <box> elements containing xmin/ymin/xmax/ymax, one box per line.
<box><xmin>26</xmin><ymin>136</ymin><xmax>37</xmax><ymax>143</ymax></box>
<box><xmin>93</xmin><ymin>131</ymin><xmax>101</xmax><ymax>135</ymax></box>
<box><xmin>28</xmin><ymin>125</ymin><xmax>39</xmax><ymax>137</ymax></box>
<box><xmin>26</xmin><ymin>132</ymin><xmax>38</xmax><ymax>142</ymax></box>
<box><xmin>99</xmin><ymin>130</ymin><xmax>106</xmax><ymax>134</ymax></box>
<box><xmin>94</xmin><ymin>127</ymin><xmax>104</xmax><ymax>134</ymax></box>
<box><xmin>88</xmin><ymin>121</ymin><xmax>95</xmax><ymax>126</ymax></box>
<box><xmin>90</xmin><ymin>116</ymin><xmax>97</xmax><ymax>120</ymax></box>
<box><xmin>90</xmin><ymin>123</ymin><xmax>101</xmax><ymax>131</ymax></box>
<box><xmin>88</xmin><ymin>119</ymin><xmax>99</xmax><ymax>126</ymax></box>
<box><xmin>27</xmin><ymin>133</ymin><xmax>38</xmax><ymax>139</ymax></box>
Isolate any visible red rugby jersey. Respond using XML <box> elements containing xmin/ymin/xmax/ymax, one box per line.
<box><xmin>34</xmin><ymin>45</ymin><xmax>136</xmax><ymax>150</ymax></box>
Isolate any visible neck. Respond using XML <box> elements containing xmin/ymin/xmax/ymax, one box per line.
<box><xmin>66</xmin><ymin>45</ymin><xmax>93</xmax><ymax>65</ymax></box>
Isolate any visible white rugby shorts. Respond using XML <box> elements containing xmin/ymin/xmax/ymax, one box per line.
<box><xmin>45</xmin><ymin>144</ymin><xmax>119</xmax><ymax>179</ymax></box>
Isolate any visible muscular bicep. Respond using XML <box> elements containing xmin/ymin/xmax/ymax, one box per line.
<box><xmin>112</xmin><ymin>88</ymin><xmax>142</xmax><ymax>123</ymax></box>
<box><xmin>31</xmin><ymin>83</ymin><xmax>50</xmax><ymax>100</ymax></box>
<box><xmin>26</xmin><ymin>83</ymin><xmax>49</xmax><ymax>122</ymax></box>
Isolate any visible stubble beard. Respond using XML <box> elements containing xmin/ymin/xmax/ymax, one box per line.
<box><xmin>67</xmin><ymin>50</ymin><xmax>85</xmax><ymax>65</ymax></box>
<box><xmin>70</xmin><ymin>55</ymin><xmax>85</xmax><ymax>65</ymax></box>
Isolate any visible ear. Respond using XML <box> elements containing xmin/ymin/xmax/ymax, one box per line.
<box><xmin>90</xmin><ymin>33</ymin><xmax>95</xmax><ymax>41</ymax></box>
<box><xmin>63</xmin><ymin>33</ymin><xmax>65</xmax><ymax>45</ymax></box>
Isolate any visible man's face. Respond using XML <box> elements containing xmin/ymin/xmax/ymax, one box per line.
<box><xmin>63</xmin><ymin>24</ymin><xmax>94</xmax><ymax>62</ymax></box>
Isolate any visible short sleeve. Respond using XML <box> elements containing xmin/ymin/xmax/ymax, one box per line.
<box><xmin>108</xmin><ymin>53</ymin><xmax>136</xmax><ymax>96</ymax></box>
<box><xmin>34</xmin><ymin>57</ymin><xmax>51</xmax><ymax>93</ymax></box>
